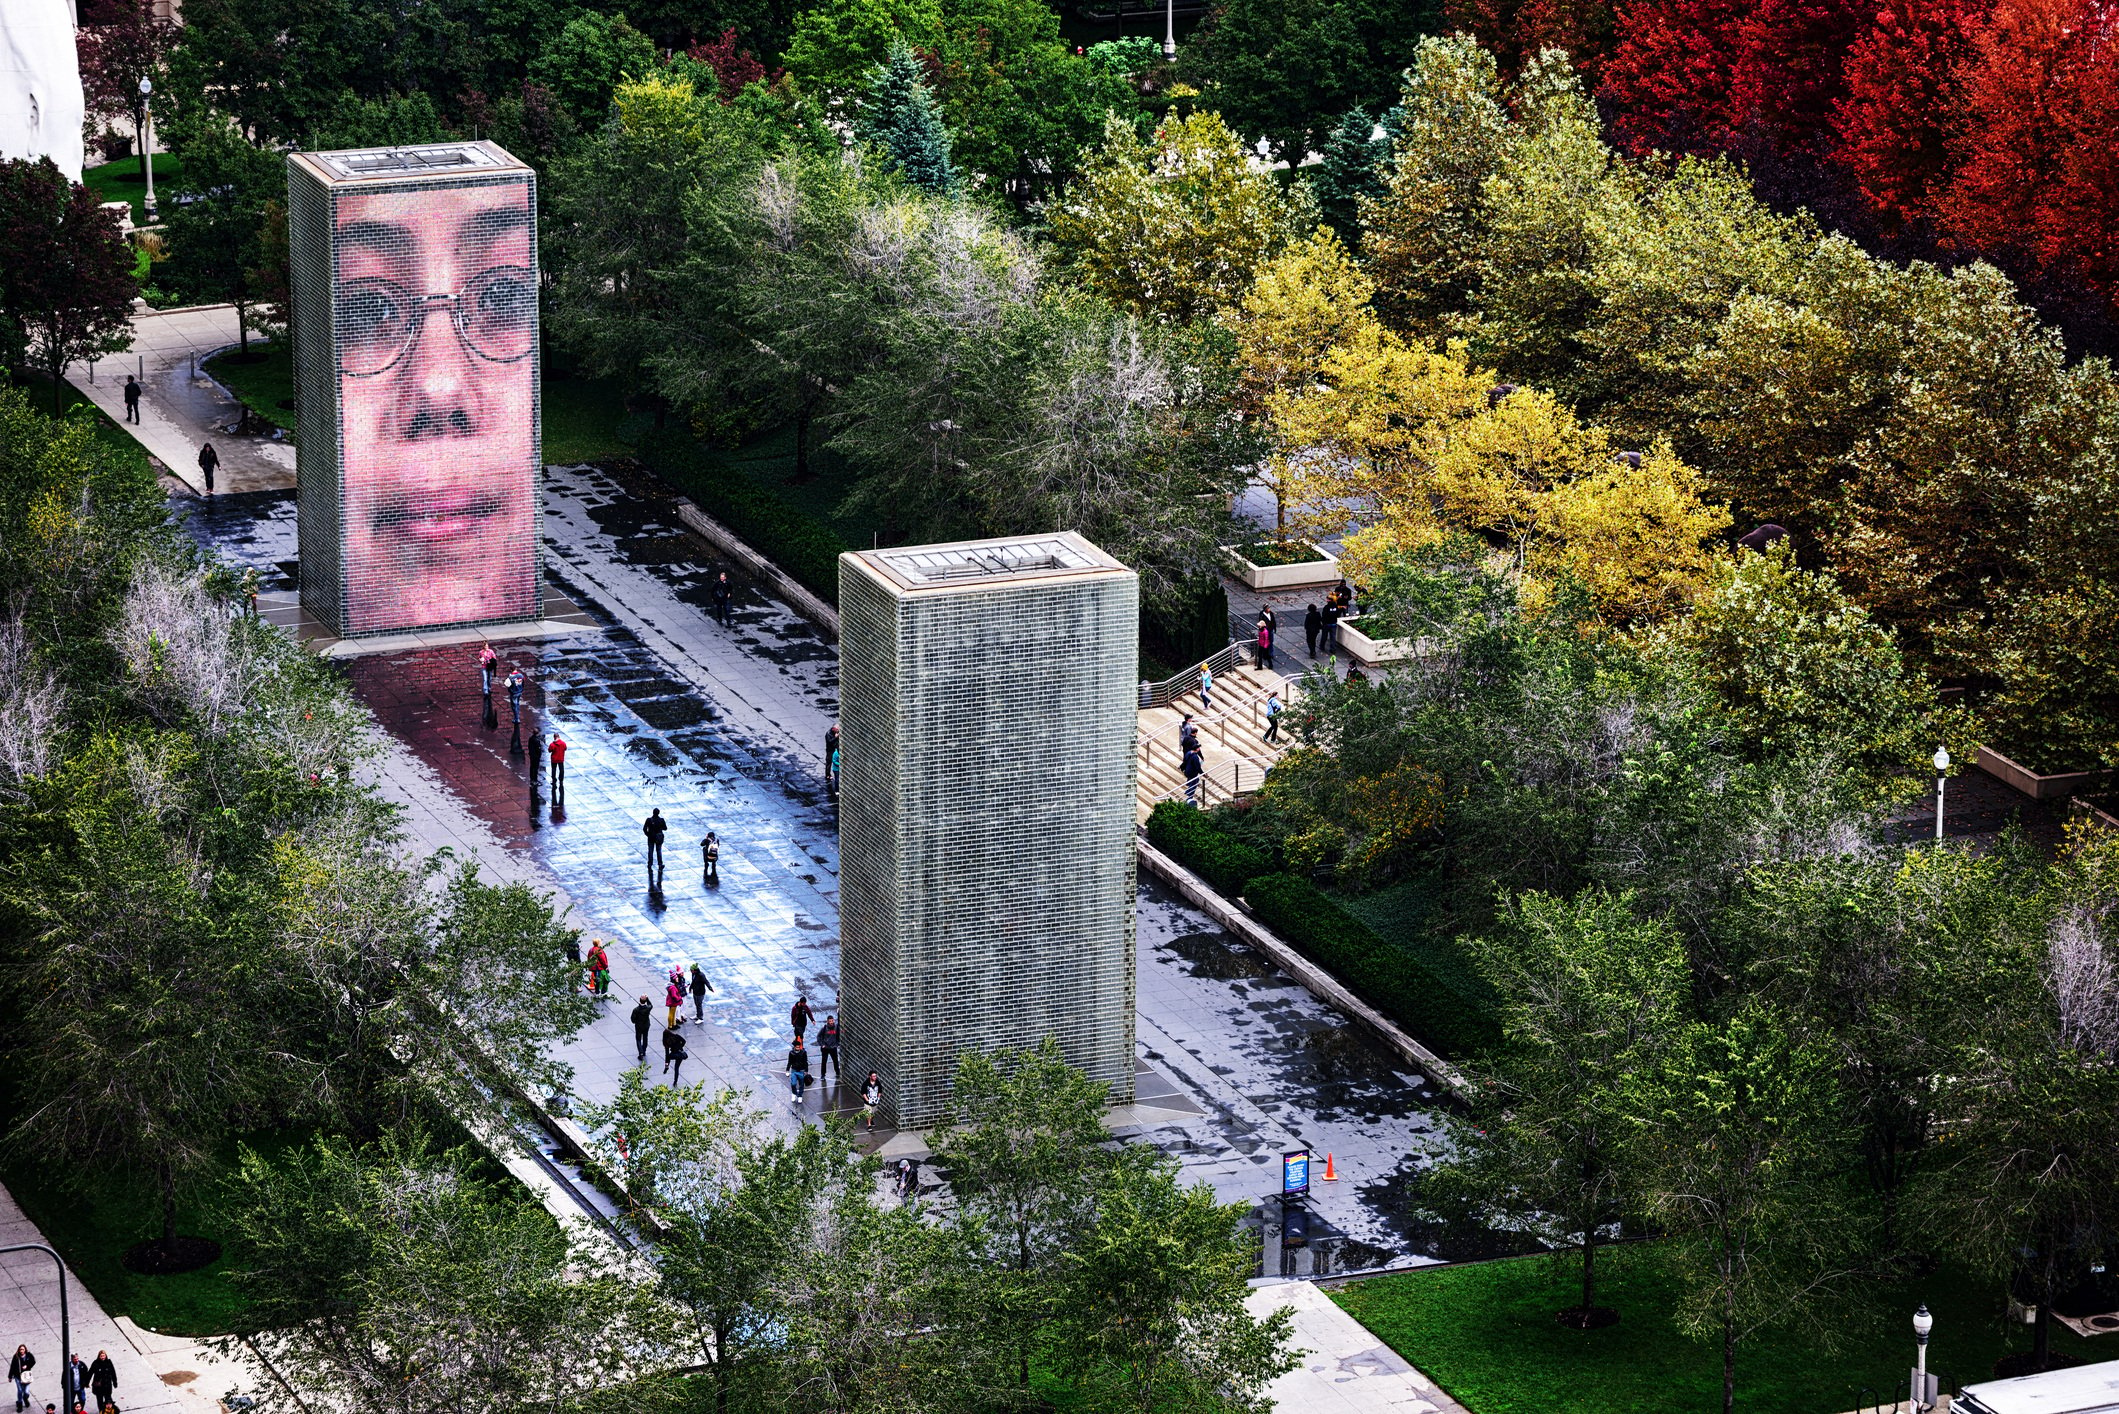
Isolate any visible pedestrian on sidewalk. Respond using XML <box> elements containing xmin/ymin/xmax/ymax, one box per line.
<box><xmin>122</xmin><ymin>376</ymin><xmax>140</xmax><ymax>423</ymax></box>
<box><xmin>662</xmin><ymin>1020</ymin><xmax>688</xmax><ymax>1085</ymax></box>
<box><xmin>1254</xmin><ymin>615</ymin><xmax>1273</xmax><ymax>669</ymax></box>
<box><xmin>643</xmin><ymin>809</ymin><xmax>668</xmax><ymax>879</ymax></box>
<box><xmin>547</xmin><ymin>734</ymin><xmax>566</xmax><ymax>796</ymax></box>
<box><xmin>790</xmin><ymin>994</ymin><xmax>814</xmax><ymax>1042</ymax></box>
<box><xmin>1179</xmin><ymin>714</ymin><xmax>1199</xmax><ymax>755</ymax></box>
<box><xmin>586</xmin><ymin>939</ymin><xmax>611</xmax><ymax>997</ymax></box>
<box><xmin>689</xmin><ymin>962</ymin><xmax>712</xmax><ymax>1018</ymax></box>
<box><xmin>198</xmin><ymin>442</ymin><xmax>218</xmax><ymax>495</ymax></box>
<box><xmin>10</xmin><ymin>1344</ymin><xmax>33</xmax><ymax>1411</ymax></box>
<box><xmin>1182</xmin><ymin>743</ymin><xmax>1204</xmax><ymax>803</ymax></box>
<box><xmin>712</xmin><ymin>571</ymin><xmax>733</xmax><ymax>626</ymax></box>
<box><xmin>66</xmin><ymin>1356</ymin><xmax>85</xmax><ymax>1412</ymax></box>
<box><xmin>700</xmin><ymin>830</ymin><xmax>719</xmax><ymax>885</ymax></box>
<box><xmin>630</xmin><ymin>995</ymin><xmax>653</xmax><ymax>1063</ymax></box>
<box><xmin>861</xmin><ymin>1071</ymin><xmax>882</xmax><ymax>1130</ymax></box>
<box><xmin>85</xmin><ymin>1353</ymin><xmax>113</xmax><ymax>1414</ymax></box>
<box><xmin>505</xmin><ymin>667</ymin><xmax>525</xmax><ymax>724</ymax></box>
<box><xmin>1320</xmin><ymin>600</ymin><xmax>1341</xmax><ymax>660</ymax></box>
<box><xmin>1198</xmin><ymin>660</ymin><xmax>1213</xmax><ymax>712</ymax></box>
<box><xmin>786</xmin><ymin>1036</ymin><xmax>810</xmax><ymax>1107</ymax></box>
<box><xmin>665</xmin><ymin>976</ymin><xmax>685</xmax><ymax>1028</ymax></box>
<box><xmin>816</xmin><ymin>1014</ymin><xmax>840</xmax><ymax>1084</ymax></box>
<box><xmin>479</xmin><ymin>644</ymin><xmax>497</xmax><ymax>695</ymax></box>
<box><xmin>1263</xmin><ymin>691</ymin><xmax>1284</xmax><ymax>744</ymax></box>
<box><xmin>1304</xmin><ymin>602</ymin><xmax>1321</xmax><ymax>657</ymax></box>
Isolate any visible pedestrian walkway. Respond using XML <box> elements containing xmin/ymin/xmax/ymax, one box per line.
<box><xmin>67</xmin><ymin>305</ymin><xmax>294</xmax><ymax>496</ymax></box>
<box><xmin>1248</xmin><ymin>1281</ymin><xmax>1468</xmax><ymax>1413</ymax></box>
<box><xmin>0</xmin><ymin>1183</ymin><xmax>239</xmax><ymax>1414</ymax></box>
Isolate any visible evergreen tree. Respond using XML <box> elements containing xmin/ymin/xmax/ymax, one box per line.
<box><xmin>856</xmin><ymin>40</ymin><xmax>956</xmax><ymax>195</ymax></box>
<box><xmin>1311</xmin><ymin>105</ymin><xmax>1388</xmax><ymax>238</ymax></box>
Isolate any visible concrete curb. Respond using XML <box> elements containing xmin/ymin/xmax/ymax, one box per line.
<box><xmin>670</xmin><ymin>499</ymin><xmax>841</xmax><ymax>640</ymax></box>
<box><xmin>1135</xmin><ymin>837</ymin><xmax>1470</xmax><ymax>1100</ymax></box>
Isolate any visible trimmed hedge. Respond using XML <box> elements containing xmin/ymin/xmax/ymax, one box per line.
<box><xmin>637</xmin><ymin>429</ymin><xmax>853</xmax><ymax>605</ymax></box>
<box><xmin>1243</xmin><ymin>872</ymin><xmax>1500</xmax><ymax>1059</ymax></box>
<box><xmin>1145</xmin><ymin>801</ymin><xmax>1272</xmax><ymax>896</ymax></box>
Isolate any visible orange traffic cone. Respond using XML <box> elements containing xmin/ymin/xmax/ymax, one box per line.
<box><xmin>1322</xmin><ymin>1152</ymin><xmax>1339</xmax><ymax>1181</ymax></box>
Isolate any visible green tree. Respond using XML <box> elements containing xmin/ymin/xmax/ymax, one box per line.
<box><xmin>1432</xmin><ymin>890</ymin><xmax>1687</xmax><ymax>1324</ymax></box>
<box><xmin>855</xmin><ymin>39</ymin><xmax>956</xmax><ymax>194</ymax></box>
<box><xmin>0</xmin><ymin>158</ymin><xmax>137</xmax><ymax>412</ymax></box>
<box><xmin>1048</xmin><ymin>1152</ymin><xmax>1296</xmax><ymax>1412</ymax></box>
<box><xmin>160</xmin><ymin>124</ymin><xmax>285</xmax><ymax>355</ymax></box>
<box><xmin>782</xmin><ymin>0</ymin><xmax>941</xmax><ymax>103</ymax></box>
<box><xmin>930</xmin><ymin>1038</ymin><xmax>1118</xmax><ymax>1391</ymax></box>
<box><xmin>1310</xmin><ymin>106</ymin><xmax>1388</xmax><ymax>239</ymax></box>
<box><xmin>529</xmin><ymin>9</ymin><xmax>660</xmax><ymax>124</ymax></box>
<box><xmin>1622</xmin><ymin>1003</ymin><xmax>1857</xmax><ymax>1414</ymax></box>
<box><xmin>1047</xmin><ymin>110</ymin><xmax>1304</xmax><ymax>325</ymax></box>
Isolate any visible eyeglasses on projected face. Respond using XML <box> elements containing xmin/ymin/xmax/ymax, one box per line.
<box><xmin>334</xmin><ymin>264</ymin><xmax>536</xmax><ymax>378</ymax></box>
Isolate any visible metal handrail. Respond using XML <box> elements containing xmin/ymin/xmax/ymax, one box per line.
<box><xmin>1143</xmin><ymin>754</ymin><xmax>1273</xmax><ymax>810</ymax></box>
<box><xmin>1139</xmin><ymin>639</ymin><xmax>1250</xmax><ymax>710</ymax></box>
<box><xmin>1138</xmin><ymin>677</ymin><xmax>1292</xmax><ymax>769</ymax></box>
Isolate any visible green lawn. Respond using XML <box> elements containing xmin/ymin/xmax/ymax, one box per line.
<box><xmin>203</xmin><ymin>342</ymin><xmax>296</xmax><ymax>433</ymax></box>
<box><xmin>543</xmin><ymin>371</ymin><xmax>644</xmax><ymax>464</ymax></box>
<box><xmin>1333</xmin><ymin>1244</ymin><xmax>2104</xmax><ymax>1414</ymax></box>
<box><xmin>84</xmin><ymin>154</ymin><xmax>186</xmax><ymax>228</ymax></box>
<box><xmin>712</xmin><ymin>421</ymin><xmax>884</xmax><ymax>548</ymax></box>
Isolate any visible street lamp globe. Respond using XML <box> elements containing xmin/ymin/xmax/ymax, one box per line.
<box><xmin>1913</xmin><ymin>1304</ymin><xmax>1934</xmax><ymax>1344</ymax></box>
<box><xmin>1933</xmin><ymin>747</ymin><xmax>1950</xmax><ymax>773</ymax></box>
<box><xmin>139</xmin><ymin>76</ymin><xmax>152</xmax><ymax>97</ymax></box>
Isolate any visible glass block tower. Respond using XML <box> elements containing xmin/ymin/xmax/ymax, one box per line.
<box><xmin>286</xmin><ymin>142</ymin><xmax>542</xmax><ymax>638</ymax></box>
<box><xmin>839</xmin><ymin>534</ymin><xmax>1139</xmax><ymax>1127</ymax></box>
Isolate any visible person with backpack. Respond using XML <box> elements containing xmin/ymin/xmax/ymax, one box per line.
<box><xmin>629</xmin><ymin>995</ymin><xmax>653</xmax><ymax>1063</ymax></box>
<box><xmin>700</xmin><ymin>831</ymin><xmax>719</xmax><ymax>885</ymax></box>
<box><xmin>585</xmin><ymin>939</ymin><xmax>610</xmax><ymax>997</ymax></box>
<box><xmin>662</xmin><ymin>1021</ymin><xmax>689</xmax><ymax>1086</ymax></box>
<box><xmin>861</xmin><ymin>1071</ymin><xmax>882</xmax><ymax>1130</ymax></box>
<box><xmin>815</xmin><ymin>1015</ymin><xmax>840</xmax><ymax>1085</ymax></box>
<box><xmin>786</xmin><ymin>1036</ymin><xmax>811</xmax><ymax>1108</ymax></box>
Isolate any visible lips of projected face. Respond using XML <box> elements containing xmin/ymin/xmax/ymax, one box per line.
<box><xmin>374</xmin><ymin>489</ymin><xmax>509</xmax><ymax>546</ymax></box>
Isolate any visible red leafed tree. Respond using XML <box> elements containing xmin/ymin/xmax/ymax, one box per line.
<box><xmin>1725</xmin><ymin>0</ymin><xmax>1868</xmax><ymax>158</ymax></box>
<box><xmin>0</xmin><ymin>159</ymin><xmax>139</xmax><ymax>411</ymax></box>
<box><xmin>1831</xmin><ymin>0</ymin><xmax>1987</xmax><ymax>227</ymax></box>
<box><xmin>1598</xmin><ymin>0</ymin><xmax>1750</xmax><ymax>153</ymax></box>
<box><xmin>73</xmin><ymin>0</ymin><xmax>178</xmax><ymax>183</ymax></box>
<box><xmin>2039</xmin><ymin>14</ymin><xmax>2119</xmax><ymax>301</ymax></box>
<box><xmin>686</xmin><ymin>30</ymin><xmax>771</xmax><ymax>101</ymax></box>
<box><xmin>1446</xmin><ymin>0</ymin><xmax>1622</xmax><ymax>80</ymax></box>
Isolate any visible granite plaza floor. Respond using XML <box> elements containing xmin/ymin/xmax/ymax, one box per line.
<box><xmin>180</xmin><ymin>463</ymin><xmax>1456</xmax><ymax>1268</ymax></box>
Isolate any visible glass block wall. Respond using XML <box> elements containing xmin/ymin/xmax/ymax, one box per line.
<box><xmin>287</xmin><ymin>144</ymin><xmax>543</xmax><ymax>638</ymax></box>
<box><xmin>839</xmin><ymin>538</ymin><xmax>1140</xmax><ymax>1127</ymax></box>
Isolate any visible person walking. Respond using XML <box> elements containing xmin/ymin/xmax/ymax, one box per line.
<box><xmin>700</xmin><ymin>830</ymin><xmax>719</xmax><ymax>885</ymax></box>
<box><xmin>790</xmin><ymin>994</ymin><xmax>814</xmax><ymax>1042</ymax></box>
<box><xmin>662</xmin><ymin>1021</ymin><xmax>688</xmax><ymax>1085</ymax></box>
<box><xmin>10</xmin><ymin>1345</ymin><xmax>33</xmax><ymax>1411</ymax></box>
<box><xmin>689</xmin><ymin>962</ymin><xmax>712</xmax><ymax>1019</ymax></box>
<box><xmin>65</xmin><ymin>1356</ymin><xmax>85</xmax><ymax>1413</ymax></box>
<box><xmin>586</xmin><ymin>939</ymin><xmax>611</xmax><ymax>997</ymax></box>
<box><xmin>643</xmin><ymin>809</ymin><xmax>668</xmax><ymax>879</ymax></box>
<box><xmin>505</xmin><ymin>667</ymin><xmax>526</xmax><ymax>725</ymax></box>
<box><xmin>1255</xmin><ymin>615</ymin><xmax>1273</xmax><ymax>669</ymax></box>
<box><xmin>785</xmin><ymin>1036</ymin><xmax>810</xmax><ymax>1108</ymax></box>
<box><xmin>122</xmin><ymin>376</ymin><xmax>141</xmax><ymax>423</ymax></box>
<box><xmin>861</xmin><ymin>1071</ymin><xmax>882</xmax><ymax>1130</ymax></box>
<box><xmin>1304</xmin><ymin>602</ymin><xmax>1321</xmax><ymax>657</ymax></box>
<box><xmin>630</xmin><ymin>995</ymin><xmax>653</xmax><ymax>1063</ymax></box>
<box><xmin>664</xmin><ymin>976</ymin><xmax>685</xmax><ymax>1029</ymax></box>
<box><xmin>478</xmin><ymin>644</ymin><xmax>497</xmax><ymax>696</ymax></box>
<box><xmin>1182</xmin><ymin>743</ymin><xmax>1204</xmax><ymax>803</ymax></box>
<box><xmin>84</xmin><ymin>1353</ymin><xmax>113</xmax><ymax>1414</ymax></box>
<box><xmin>712</xmin><ymin>571</ymin><xmax>733</xmax><ymax>626</ymax></box>
<box><xmin>1198</xmin><ymin>660</ymin><xmax>1213</xmax><ymax>712</ymax></box>
<box><xmin>1320</xmin><ymin>600</ymin><xmax>1342</xmax><ymax>660</ymax></box>
<box><xmin>197</xmin><ymin>442</ymin><xmax>219</xmax><ymax>495</ymax></box>
<box><xmin>1262</xmin><ymin>691</ymin><xmax>1284</xmax><ymax>744</ymax></box>
<box><xmin>815</xmin><ymin>1014</ymin><xmax>840</xmax><ymax>1085</ymax></box>
<box><xmin>1179</xmin><ymin>714</ymin><xmax>1199</xmax><ymax>755</ymax></box>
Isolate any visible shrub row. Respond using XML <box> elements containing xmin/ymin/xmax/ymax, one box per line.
<box><xmin>637</xmin><ymin>429</ymin><xmax>852</xmax><ymax>606</ymax></box>
<box><xmin>1241</xmin><ymin>872</ymin><xmax>1501</xmax><ymax>1059</ymax></box>
<box><xmin>1144</xmin><ymin>801</ymin><xmax>1272</xmax><ymax>896</ymax></box>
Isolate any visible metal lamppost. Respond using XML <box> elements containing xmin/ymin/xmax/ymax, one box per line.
<box><xmin>1163</xmin><ymin>0</ymin><xmax>1176</xmax><ymax>61</ymax></box>
<box><xmin>1911</xmin><ymin>1303</ymin><xmax>1938</xmax><ymax>1410</ymax></box>
<box><xmin>139</xmin><ymin>76</ymin><xmax>157</xmax><ymax>223</ymax></box>
<box><xmin>0</xmin><ymin>1245</ymin><xmax>70</xmax><ymax>1412</ymax></box>
<box><xmin>1933</xmin><ymin>747</ymin><xmax>1950</xmax><ymax>841</ymax></box>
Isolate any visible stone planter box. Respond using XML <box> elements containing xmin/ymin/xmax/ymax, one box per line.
<box><xmin>1334</xmin><ymin>617</ymin><xmax>1419</xmax><ymax>668</ymax></box>
<box><xmin>2070</xmin><ymin>796</ymin><xmax>2119</xmax><ymax>832</ymax></box>
<box><xmin>1223</xmin><ymin>543</ymin><xmax>1340</xmax><ymax>591</ymax></box>
<box><xmin>1973</xmin><ymin>745</ymin><xmax>2115</xmax><ymax>801</ymax></box>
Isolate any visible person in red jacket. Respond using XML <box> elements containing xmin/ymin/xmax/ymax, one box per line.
<box><xmin>547</xmin><ymin>735</ymin><xmax>566</xmax><ymax>796</ymax></box>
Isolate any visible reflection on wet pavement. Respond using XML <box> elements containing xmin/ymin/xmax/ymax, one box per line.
<box><xmin>179</xmin><ymin>463</ymin><xmax>1458</xmax><ymax>1270</ymax></box>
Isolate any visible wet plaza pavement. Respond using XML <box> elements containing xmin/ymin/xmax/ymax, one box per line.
<box><xmin>180</xmin><ymin>464</ymin><xmax>1454</xmax><ymax>1267</ymax></box>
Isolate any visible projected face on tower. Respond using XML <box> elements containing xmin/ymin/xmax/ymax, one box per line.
<box><xmin>333</xmin><ymin>180</ymin><xmax>538</xmax><ymax>633</ymax></box>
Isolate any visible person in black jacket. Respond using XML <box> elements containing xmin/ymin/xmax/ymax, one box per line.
<box><xmin>85</xmin><ymin>1353</ymin><xmax>114</xmax><ymax>1414</ymax></box>
<box><xmin>9</xmin><ymin>1345</ymin><xmax>33</xmax><ymax>1412</ymax></box>
<box><xmin>661</xmin><ymin>1021</ymin><xmax>688</xmax><ymax>1085</ymax></box>
<box><xmin>786</xmin><ymin>1037</ymin><xmax>811</xmax><ymax>1108</ymax></box>
<box><xmin>1304</xmin><ymin>602</ymin><xmax>1321</xmax><ymax>657</ymax></box>
<box><xmin>815</xmin><ymin>1015</ymin><xmax>840</xmax><ymax>1085</ymax></box>
<box><xmin>643</xmin><ymin>809</ymin><xmax>668</xmax><ymax>880</ymax></box>
<box><xmin>689</xmin><ymin>963</ymin><xmax>712</xmax><ymax>1018</ymax></box>
<box><xmin>630</xmin><ymin>995</ymin><xmax>653</xmax><ymax>1063</ymax></box>
<box><xmin>712</xmin><ymin>572</ymin><xmax>733</xmax><ymax>626</ymax></box>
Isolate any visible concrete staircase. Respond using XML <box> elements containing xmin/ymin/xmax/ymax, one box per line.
<box><xmin>1136</xmin><ymin>660</ymin><xmax>1296</xmax><ymax>822</ymax></box>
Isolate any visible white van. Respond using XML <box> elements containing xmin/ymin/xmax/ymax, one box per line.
<box><xmin>1955</xmin><ymin>1360</ymin><xmax>2119</xmax><ymax>1413</ymax></box>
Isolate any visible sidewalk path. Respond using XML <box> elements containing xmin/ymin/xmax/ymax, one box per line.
<box><xmin>1248</xmin><ymin>1281</ymin><xmax>1468</xmax><ymax>1414</ymax></box>
<box><xmin>178</xmin><ymin>464</ymin><xmax>1456</xmax><ymax>1263</ymax></box>
<box><xmin>68</xmin><ymin>304</ymin><xmax>295</xmax><ymax>495</ymax></box>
